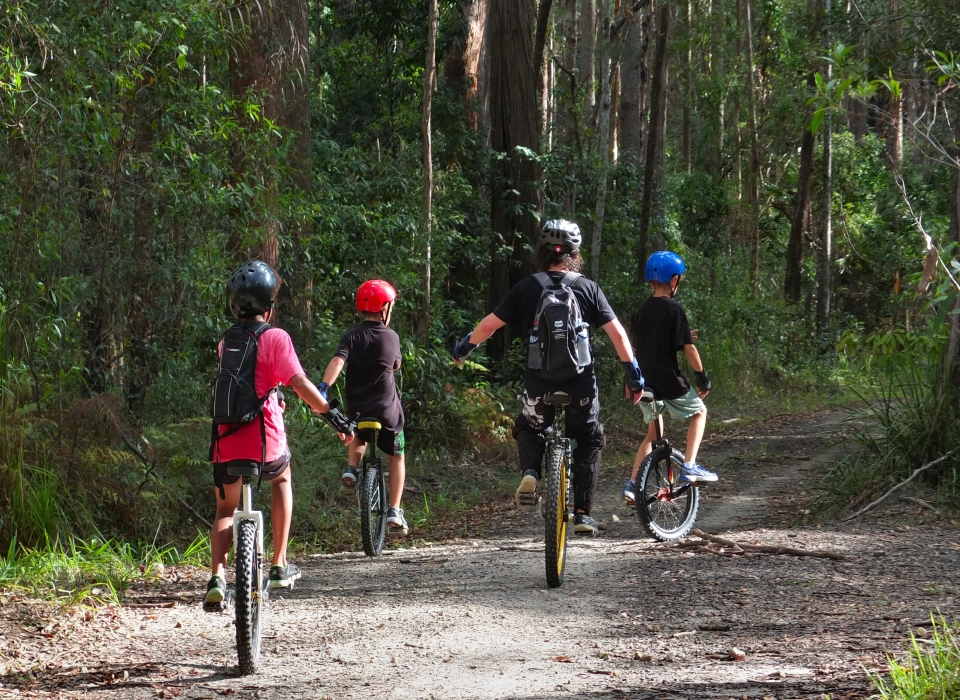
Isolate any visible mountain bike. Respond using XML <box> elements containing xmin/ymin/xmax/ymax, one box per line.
<box><xmin>634</xmin><ymin>389</ymin><xmax>701</xmax><ymax>541</ymax></box>
<box><xmin>355</xmin><ymin>418</ymin><xmax>389</xmax><ymax>557</ymax></box>
<box><xmin>541</xmin><ymin>391</ymin><xmax>574</xmax><ymax>588</ymax></box>
<box><xmin>203</xmin><ymin>464</ymin><xmax>269</xmax><ymax>674</ymax></box>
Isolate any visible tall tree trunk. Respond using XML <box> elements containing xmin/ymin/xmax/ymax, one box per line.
<box><xmin>489</xmin><ymin>0</ymin><xmax>544</xmax><ymax>360</ymax></box>
<box><xmin>590</xmin><ymin>0</ymin><xmax>614</xmax><ymax>279</ymax></box>
<box><xmin>681</xmin><ymin>0</ymin><xmax>692</xmax><ymax>173</ymax></box>
<box><xmin>445</xmin><ymin>0</ymin><xmax>491</xmax><ymax>131</ymax></box>
<box><xmin>785</xmin><ymin>78</ymin><xmax>816</xmax><ymax>304</ymax></box>
<box><xmin>419</xmin><ymin>0</ymin><xmax>438</xmax><ymax>342</ymax></box>
<box><xmin>562</xmin><ymin>0</ymin><xmax>578</xmax><ymax>212</ymax></box>
<box><xmin>636</xmin><ymin>0</ymin><xmax>670</xmax><ymax>278</ymax></box>
<box><xmin>580</xmin><ymin>0</ymin><xmax>597</xmax><ymax>110</ymax></box>
<box><xmin>816</xmin><ymin>0</ymin><xmax>833</xmax><ymax>334</ymax></box>
<box><xmin>618</xmin><ymin>1</ymin><xmax>651</xmax><ymax>170</ymax></box>
<box><xmin>744</xmin><ymin>0</ymin><xmax>761</xmax><ymax>290</ymax></box>
<box><xmin>534</xmin><ymin>0</ymin><xmax>555</xmax><ymax>131</ymax></box>
<box><xmin>885</xmin><ymin>0</ymin><xmax>902</xmax><ymax>165</ymax></box>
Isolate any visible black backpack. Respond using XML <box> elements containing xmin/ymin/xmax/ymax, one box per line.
<box><xmin>526</xmin><ymin>272</ymin><xmax>592</xmax><ymax>379</ymax></box>
<box><xmin>209</xmin><ymin>321</ymin><xmax>276</xmax><ymax>464</ymax></box>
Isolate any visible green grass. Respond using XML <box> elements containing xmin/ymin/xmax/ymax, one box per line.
<box><xmin>870</xmin><ymin>616</ymin><xmax>960</xmax><ymax>699</ymax></box>
<box><xmin>0</xmin><ymin>534</ymin><xmax>208</xmax><ymax>605</ymax></box>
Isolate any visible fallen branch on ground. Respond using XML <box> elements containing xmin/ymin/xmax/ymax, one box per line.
<box><xmin>902</xmin><ymin>496</ymin><xmax>941</xmax><ymax>515</ymax></box>
<box><xmin>690</xmin><ymin>529</ymin><xmax>848</xmax><ymax>560</ymax></box>
<box><xmin>843</xmin><ymin>448</ymin><xmax>958</xmax><ymax>522</ymax></box>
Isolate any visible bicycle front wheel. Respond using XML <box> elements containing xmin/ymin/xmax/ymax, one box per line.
<box><xmin>360</xmin><ymin>463</ymin><xmax>387</xmax><ymax>556</ymax></box>
<box><xmin>636</xmin><ymin>447</ymin><xmax>700</xmax><ymax>541</ymax></box>
<box><xmin>235</xmin><ymin>519</ymin><xmax>263</xmax><ymax>674</ymax></box>
<box><xmin>543</xmin><ymin>444</ymin><xmax>568</xmax><ymax>588</ymax></box>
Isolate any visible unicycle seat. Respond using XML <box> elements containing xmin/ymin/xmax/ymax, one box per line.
<box><xmin>357</xmin><ymin>418</ymin><xmax>382</xmax><ymax>431</ymax></box>
<box><xmin>224</xmin><ymin>461</ymin><xmax>261</xmax><ymax>477</ymax></box>
<box><xmin>544</xmin><ymin>392</ymin><xmax>572</xmax><ymax>406</ymax></box>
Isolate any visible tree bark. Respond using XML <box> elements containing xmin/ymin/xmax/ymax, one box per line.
<box><xmin>590</xmin><ymin>0</ymin><xmax>614</xmax><ymax>279</ymax></box>
<box><xmin>744</xmin><ymin>0</ymin><xmax>761</xmax><ymax>290</ymax></box>
<box><xmin>816</xmin><ymin>0</ymin><xmax>833</xmax><ymax>334</ymax></box>
<box><xmin>488</xmin><ymin>0</ymin><xmax>544</xmax><ymax>359</ymax></box>
<box><xmin>534</xmin><ymin>0</ymin><xmax>555</xmax><ymax>132</ymax></box>
<box><xmin>636</xmin><ymin>0</ymin><xmax>670</xmax><ymax>278</ymax></box>
<box><xmin>580</xmin><ymin>0</ymin><xmax>597</xmax><ymax>110</ymax></box>
<box><xmin>445</xmin><ymin>0</ymin><xmax>491</xmax><ymax>131</ymax></box>
<box><xmin>618</xmin><ymin>1</ymin><xmax>651</xmax><ymax>170</ymax></box>
<box><xmin>681</xmin><ymin>0</ymin><xmax>692</xmax><ymax>173</ymax></box>
<box><xmin>785</xmin><ymin>75</ymin><xmax>816</xmax><ymax>304</ymax></box>
<box><xmin>419</xmin><ymin>0</ymin><xmax>438</xmax><ymax>342</ymax></box>
<box><xmin>885</xmin><ymin>0</ymin><xmax>902</xmax><ymax>166</ymax></box>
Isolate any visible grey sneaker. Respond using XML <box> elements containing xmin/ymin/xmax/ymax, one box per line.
<box><xmin>574</xmin><ymin>514</ymin><xmax>599</xmax><ymax>536</ymax></box>
<box><xmin>515</xmin><ymin>469</ymin><xmax>539</xmax><ymax>509</ymax></box>
<box><xmin>268</xmin><ymin>563</ymin><xmax>302</xmax><ymax>589</ymax></box>
<box><xmin>622</xmin><ymin>478</ymin><xmax>636</xmax><ymax>505</ymax></box>
<box><xmin>680</xmin><ymin>463</ymin><xmax>718</xmax><ymax>483</ymax></box>
<box><xmin>203</xmin><ymin>574</ymin><xmax>227</xmax><ymax>611</ymax></box>
<box><xmin>340</xmin><ymin>466</ymin><xmax>359</xmax><ymax>496</ymax></box>
<box><xmin>387</xmin><ymin>507</ymin><xmax>409</xmax><ymax>536</ymax></box>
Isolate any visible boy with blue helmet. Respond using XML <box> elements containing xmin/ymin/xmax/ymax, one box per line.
<box><xmin>623</xmin><ymin>251</ymin><xmax>717</xmax><ymax>504</ymax></box>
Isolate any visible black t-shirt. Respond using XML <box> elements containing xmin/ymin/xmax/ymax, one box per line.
<box><xmin>493</xmin><ymin>272</ymin><xmax>618</xmax><ymax>349</ymax></box>
<box><xmin>334</xmin><ymin>321</ymin><xmax>404</xmax><ymax>431</ymax></box>
<box><xmin>631</xmin><ymin>295</ymin><xmax>694</xmax><ymax>400</ymax></box>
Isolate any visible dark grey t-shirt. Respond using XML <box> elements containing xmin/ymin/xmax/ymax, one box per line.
<box><xmin>334</xmin><ymin>321</ymin><xmax>404</xmax><ymax>431</ymax></box>
<box><xmin>492</xmin><ymin>271</ymin><xmax>617</xmax><ymax>344</ymax></box>
<box><xmin>630</xmin><ymin>295</ymin><xmax>694</xmax><ymax>400</ymax></box>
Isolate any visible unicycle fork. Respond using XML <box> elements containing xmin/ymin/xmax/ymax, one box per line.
<box><xmin>233</xmin><ymin>472</ymin><xmax>266</xmax><ymax>674</ymax></box>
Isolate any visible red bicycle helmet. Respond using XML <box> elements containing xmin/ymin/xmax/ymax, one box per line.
<box><xmin>356</xmin><ymin>279</ymin><xmax>397</xmax><ymax>313</ymax></box>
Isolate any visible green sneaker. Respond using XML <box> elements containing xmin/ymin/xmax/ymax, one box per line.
<box><xmin>268</xmin><ymin>563</ymin><xmax>302</xmax><ymax>589</ymax></box>
<box><xmin>203</xmin><ymin>574</ymin><xmax>226</xmax><ymax>612</ymax></box>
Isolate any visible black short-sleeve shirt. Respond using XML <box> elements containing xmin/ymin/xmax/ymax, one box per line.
<box><xmin>630</xmin><ymin>295</ymin><xmax>694</xmax><ymax>400</ymax></box>
<box><xmin>493</xmin><ymin>271</ymin><xmax>618</xmax><ymax>349</ymax></box>
<box><xmin>334</xmin><ymin>321</ymin><xmax>404</xmax><ymax>431</ymax></box>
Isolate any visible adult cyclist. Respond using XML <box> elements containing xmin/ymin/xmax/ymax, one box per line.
<box><xmin>452</xmin><ymin>220</ymin><xmax>644</xmax><ymax>535</ymax></box>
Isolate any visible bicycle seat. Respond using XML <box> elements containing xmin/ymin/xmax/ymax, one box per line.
<box><xmin>543</xmin><ymin>391</ymin><xmax>572</xmax><ymax>406</ymax></box>
<box><xmin>357</xmin><ymin>418</ymin><xmax>382</xmax><ymax>431</ymax></box>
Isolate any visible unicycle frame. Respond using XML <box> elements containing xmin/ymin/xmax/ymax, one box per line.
<box><xmin>643</xmin><ymin>392</ymin><xmax>695</xmax><ymax>502</ymax></box>
<box><xmin>357</xmin><ymin>419</ymin><xmax>389</xmax><ymax>556</ymax></box>
<box><xmin>233</xmin><ymin>476</ymin><xmax>265</xmax><ymax>576</ymax></box>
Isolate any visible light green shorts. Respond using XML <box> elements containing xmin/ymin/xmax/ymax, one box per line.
<box><xmin>639</xmin><ymin>386</ymin><xmax>705</xmax><ymax>424</ymax></box>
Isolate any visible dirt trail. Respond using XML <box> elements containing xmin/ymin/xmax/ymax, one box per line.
<box><xmin>4</xmin><ymin>410</ymin><xmax>960</xmax><ymax>699</ymax></box>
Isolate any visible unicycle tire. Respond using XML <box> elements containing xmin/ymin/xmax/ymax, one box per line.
<box><xmin>636</xmin><ymin>446</ymin><xmax>700</xmax><ymax>541</ymax></box>
<box><xmin>234</xmin><ymin>519</ymin><xmax>263</xmax><ymax>674</ymax></box>
<box><xmin>360</xmin><ymin>463</ymin><xmax>387</xmax><ymax>556</ymax></box>
<box><xmin>543</xmin><ymin>445</ymin><xmax>569</xmax><ymax>588</ymax></box>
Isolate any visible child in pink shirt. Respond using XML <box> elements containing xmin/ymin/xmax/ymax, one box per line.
<box><xmin>205</xmin><ymin>261</ymin><xmax>347</xmax><ymax>608</ymax></box>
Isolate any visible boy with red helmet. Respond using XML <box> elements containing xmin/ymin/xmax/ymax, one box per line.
<box><xmin>320</xmin><ymin>280</ymin><xmax>409</xmax><ymax>535</ymax></box>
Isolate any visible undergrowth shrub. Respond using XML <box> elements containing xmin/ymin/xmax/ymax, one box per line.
<box><xmin>870</xmin><ymin>616</ymin><xmax>960</xmax><ymax>700</ymax></box>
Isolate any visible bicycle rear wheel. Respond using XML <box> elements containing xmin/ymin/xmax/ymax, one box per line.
<box><xmin>543</xmin><ymin>444</ymin><xmax>568</xmax><ymax>588</ymax></box>
<box><xmin>234</xmin><ymin>519</ymin><xmax>263</xmax><ymax>674</ymax></box>
<box><xmin>360</xmin><ymin>462</ymin><xmax>387</xmax><ymax>556</ymax></box>
<box><xmin>636</xmin><ymin>446</ymin><xmax>699</xmax><ymax>541</ymax></box>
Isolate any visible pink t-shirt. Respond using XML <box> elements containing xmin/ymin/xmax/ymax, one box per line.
<box><xmin>212</xmin><ymin>327</ymin><xmax>305</xmax><ymax>464</ymax></box>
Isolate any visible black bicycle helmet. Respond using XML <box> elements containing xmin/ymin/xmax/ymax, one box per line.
<box><xmin>226</xmin><ymin>260</ymin><xmax>280</xmax><ymax>319</ymax></box>
<box><xmin>540</xmin><ymin>219</ymin><xmax>582</xmax><ymax>254</ymax></box>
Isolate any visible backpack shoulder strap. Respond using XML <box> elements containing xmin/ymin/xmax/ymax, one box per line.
<box><xmin>533</xmin><ymin>272</ymin><xmax>552</xmax><ymax>289</ymax></box>
<box><xmin>559</xmin><ymin>271</ymin><xmax>581</xmax><ymax>287</ymax></box>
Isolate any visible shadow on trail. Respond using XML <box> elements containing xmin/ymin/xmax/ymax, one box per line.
<box><xmin>1</xmin><ymin>661</ymin><xmax>239</xmax><ymax>694</ymax></box>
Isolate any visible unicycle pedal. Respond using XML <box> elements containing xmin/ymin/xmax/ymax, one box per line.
<box><xmin>203</xmin><ymin>589</ymin><xmax>233</xmax><ymax>613</ymax></box>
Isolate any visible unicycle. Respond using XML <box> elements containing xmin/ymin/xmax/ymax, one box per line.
<box><xmin>542</xmin><ymin>391</ymin><xmax>573</xmax><ymax>588</ymax></box>
<box><xmin>635</xmin><ymin>389</ymin><xmax>700</xmax><ymax>541</ymax></box>
<box><xmin>356</xmin><ymin>418</ymin><xmax>389</xmax><ymax>556</ymax></box>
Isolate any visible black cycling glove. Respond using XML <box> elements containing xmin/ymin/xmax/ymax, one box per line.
<box><xmin>453</xmin><ymin>332</ymin><xmax>478</xmax><ymax>361</ymax></box>
<box><xmin>694</xmin><ymin>370</ymin><xmax>711</xmax><ymax>393</ymax></box>
<box><xmin>321</xmin><ymin>398</ymin><xmax>355</xmax><ymax>437</ymax></box>
<box><xmin>623</xmin><ymin>359</ymin><xmax>645</xmax><ymax>394</ymax></box>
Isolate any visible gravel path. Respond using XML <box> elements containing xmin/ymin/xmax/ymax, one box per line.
<box><xmin>4</xmin><ymin>410</ymin><xmax>959</xmax><ymax>699</ymax></box>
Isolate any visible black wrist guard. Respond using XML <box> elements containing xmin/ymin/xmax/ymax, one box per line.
<box><xmin>694</xmin><ymin>370</ymin><xmax>712</xmax><ymax>393</ymax></box>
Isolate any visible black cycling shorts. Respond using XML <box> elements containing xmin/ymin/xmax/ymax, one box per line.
<box><xmin>356</xmin><ymin>428</ymin><xmax>405</xmax><ymax>457</ymax></box>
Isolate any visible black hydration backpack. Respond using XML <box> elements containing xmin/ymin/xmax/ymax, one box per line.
<box><xmin>526</xmin><ymin>272</ymin><xmax>592</xmax><ymax>380</ymax></box>
<box><xmin>209</xmin><ymin>321</ymin><xmax>275</xmax><ymax>464</ymax></box>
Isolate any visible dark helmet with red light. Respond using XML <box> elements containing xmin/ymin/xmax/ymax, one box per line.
<box><xmin>540</xmin><ymin>219</ymin><xmax>582</xmax><ymax>254</ymax></box>
<box><xmin>356</xmin><ymin>279</ymin><xmax>397</xmax><ymax>313</ymax></box>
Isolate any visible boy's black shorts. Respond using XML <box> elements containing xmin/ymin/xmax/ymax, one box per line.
<box><xmin>213</xmin><ymin>448</ymin><xmax>292</xmax><ymax>495</ymax></box>
<box><xmin>356</xmin><ymin>427</ymin><xmax>405</xmax><ymax>457</ymax></box>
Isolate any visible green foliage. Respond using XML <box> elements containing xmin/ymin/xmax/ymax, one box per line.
<box><xmin>870</xmin><ymin>616</ymin><xmax>960</xmax><ymax>700</ymax></box>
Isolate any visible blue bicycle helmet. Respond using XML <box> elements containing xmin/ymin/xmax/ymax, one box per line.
<box><xmin>644</xmin><ymin>251</ymin><xmax>686</xmax><ymax>283</ymax></box>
